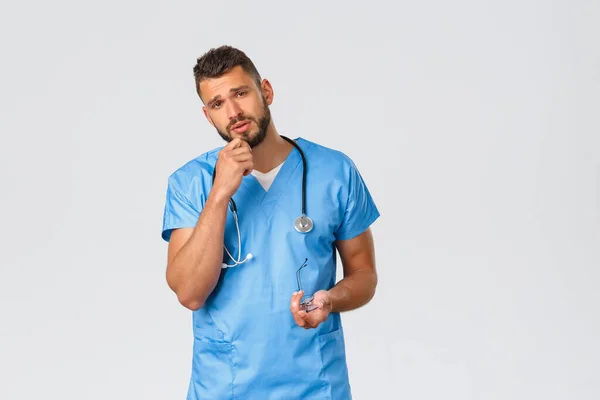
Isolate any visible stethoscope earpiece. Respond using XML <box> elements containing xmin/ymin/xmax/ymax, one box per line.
<box><xmin>222</xmin><ymin>252</ymin><xmax>252</xmax><ymax>268</ymax></box>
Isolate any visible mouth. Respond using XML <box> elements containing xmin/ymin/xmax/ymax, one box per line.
<box><xmin>230</xmin><ymin>120</ymin><xmax>252</xmax><ymax>134</ymax></box>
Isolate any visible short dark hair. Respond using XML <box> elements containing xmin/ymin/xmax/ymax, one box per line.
<box><xmin>193</xmin><ymin>45</ymin><xmax>262</xmax><ymax>101</ymax></box>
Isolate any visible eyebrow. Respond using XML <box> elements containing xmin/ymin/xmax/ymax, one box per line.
<box><xmin>207</xmin><ymin>85</ymin><xmax>251</xmax><ymax>107</ymax></box>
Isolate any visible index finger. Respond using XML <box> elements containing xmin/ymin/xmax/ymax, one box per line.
<box><xmin>225</xmin><ymin>137</ymin><xmax>249</xmax><ymax>150</ymax></box>
<box><xmin>290</xmin><ymin>290</ymin><xmax>303</xmax><ymax>313</ymax></box>
<box><xmin>290</xmin><ymin>291</ymin><xmax>306</xmax><ymax>327</ymax></box>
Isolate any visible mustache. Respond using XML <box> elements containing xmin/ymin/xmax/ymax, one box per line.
<box><xmin>227</xmin><ymin>116</ymin><xmax>256</xmax><ymax>130</ymax></box>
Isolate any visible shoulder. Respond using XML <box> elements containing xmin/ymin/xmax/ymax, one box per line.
<box><xmin>166</xmin><ymin>146</ymin><xmax>222</xmax><ymax>192</ymax></box>
<box><xmin>299</xmin><ymin>137</ymin><xmax>357</xmax><ymax>169</ymax></box>
<box><xmin>298</xmin><ymin>137</ymin><xmax>361</xmax><ymax>178</ymax></box>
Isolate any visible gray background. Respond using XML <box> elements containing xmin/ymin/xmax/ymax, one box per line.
<box><xmin>1</xmin><ymin>0</ymin><xmax>599</xmax><ymax>399</ymax></box>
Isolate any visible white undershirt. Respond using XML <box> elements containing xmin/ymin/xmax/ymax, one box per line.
<box><xmin>251</xmin><ymin>162</ymin><xmax>284</xmax><ymax>191</ymax></box>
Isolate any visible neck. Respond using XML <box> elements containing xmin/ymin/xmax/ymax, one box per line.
<box><xmin>251</xmin><ymin>125</ymin><xmax>293</xmax><ymax>173</ymax></box>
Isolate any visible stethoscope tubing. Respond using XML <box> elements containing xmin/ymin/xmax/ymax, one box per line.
<box><xmin>281</xmin><ymin>136</ymin><xmax>307</xmax><ymax>217</ymax></box>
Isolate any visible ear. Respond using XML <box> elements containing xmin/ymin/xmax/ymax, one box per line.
<box><xmin>261</xmin><ymin>79</ymin><xmax>274</xmax><ymax>106</ymax></box>
<box><xmin>202</xmin><ymin>106</ymin><xmax>215</xmax><ymax>127</ymax></box>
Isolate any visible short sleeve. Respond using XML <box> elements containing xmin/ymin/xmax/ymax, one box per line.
<box><xmin>334</xmin><ymin>160</ymin><xmax>380</xmax><ymax>241</ymax></box>
<box><xmin>161</xmin><ymin>176</ymin><xmax>201</xmax><ymax>242</ymax></box>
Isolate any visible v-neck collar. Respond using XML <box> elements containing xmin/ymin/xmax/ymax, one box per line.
<box><xmin>241</xmin><ymin>137</ymin><xmax>305</xmax><ymax>218</ymax></box>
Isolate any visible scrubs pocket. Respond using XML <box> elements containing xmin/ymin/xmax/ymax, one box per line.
<box><xmin>317</xmin><ymin>328</ymin><xmax>352</xmax><ymax>399</ymax></box>
<box><xmin>190</xmin><ymin>339</ymin><xmax>235</xmax><ymax>399</ymax></box>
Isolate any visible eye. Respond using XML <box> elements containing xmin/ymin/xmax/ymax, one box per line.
<box><xmin>212</xmin><ymin>101</ymin><xmax>223</xmax><ymax>109</ymax></box>
<box><xmin>236</xmin><ymin>91</ymin><xmax>247</xmax><ymax>97</ymax></box>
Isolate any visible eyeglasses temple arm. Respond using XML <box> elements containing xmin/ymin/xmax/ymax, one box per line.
<box><xmin>296</xmin><ymin>258</ymin><xmax>308</xmax><ymax>293</ymax></box>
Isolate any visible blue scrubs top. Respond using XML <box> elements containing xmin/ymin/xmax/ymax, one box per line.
<box><xmin>162</xmin><ymin>137</ymin><xmax>379</xmax><ymax>400</ymax></box>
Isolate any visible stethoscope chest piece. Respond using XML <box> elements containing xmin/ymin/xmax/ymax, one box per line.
<box><xmin>294</xmin><ymin>214</ymin><xmax>313</xmax><ymax>233</ymax></box>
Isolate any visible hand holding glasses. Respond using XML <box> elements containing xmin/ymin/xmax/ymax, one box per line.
<box><xmin>291</xmin><ymin>259</ymin><xmax>332</xmax><ymax>330</ymax></box>
<box><xmin>296</xmin><ymin>258</ymin><xmax>318</xmax><ymax>312</ymax></box>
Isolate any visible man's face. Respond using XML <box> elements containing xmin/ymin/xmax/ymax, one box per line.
<box><xmin>199</xmin><ymin>65</ymin><xmax>272</xmax><ymax>148</ymax></box>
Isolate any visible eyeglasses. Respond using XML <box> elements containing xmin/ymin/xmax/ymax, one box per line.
<box><xmin>296</xmin><ymin>258</ymin><xmax>318</xmax><ymax>312</ymax></box>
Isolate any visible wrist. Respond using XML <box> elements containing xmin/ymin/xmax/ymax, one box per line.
<box><xmin>207</xmin><ymin>190</ymin><xmax>231</xmax><ymax>209</ymax></box>
<box><xmin>326</xmin><ymin>285</ymin><xmax>351</xmax><ymax>313</ymax></box>
<box><xmin>326</xmin><ymin>290</ymin><xmax>335</xmax><ymax>312</ymax></box>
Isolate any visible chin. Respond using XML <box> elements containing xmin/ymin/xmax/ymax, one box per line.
<box><xmin>238</xmin><ymin>130</ymin><xmax>261</xmax><ymax>143</ymax></box>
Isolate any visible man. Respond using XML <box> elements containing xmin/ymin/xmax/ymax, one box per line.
<box><xmin>161</xmin><ymin>45</ymin><xmax>379</xmax><ymax>399</ymax></box>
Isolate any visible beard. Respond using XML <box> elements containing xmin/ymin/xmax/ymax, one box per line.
<box><xmin>216</xmin><ymin>100</ymin><xmax>271</xmax><ymax>148</ymax></box>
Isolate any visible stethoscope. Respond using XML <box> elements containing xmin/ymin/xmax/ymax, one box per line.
<box><xmin>212</xmin><ymin>135</ymin><xmax>313</xmax><ymax>268</ymax></box>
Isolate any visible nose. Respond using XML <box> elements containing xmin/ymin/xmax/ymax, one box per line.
<box><xmin>226</xmin><ymin>100</ymin><xmax>243</xmax><ymax>121</ymax></box>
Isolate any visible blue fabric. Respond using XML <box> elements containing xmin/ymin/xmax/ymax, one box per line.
<box><xmin>161</xmin><ymin>137</ymin><xmax>379</xmax><ymax>399</ymax></box>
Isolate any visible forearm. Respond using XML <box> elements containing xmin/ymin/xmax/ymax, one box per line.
<box><xmin>167</xmin><ymin>193</ymin><xmax>229</xmax><ymax>310</ymax></box>
<box><xmin>327</xmin><ymin>270</ymin><xmax>377</xmax><ymax>313</ymax></box>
